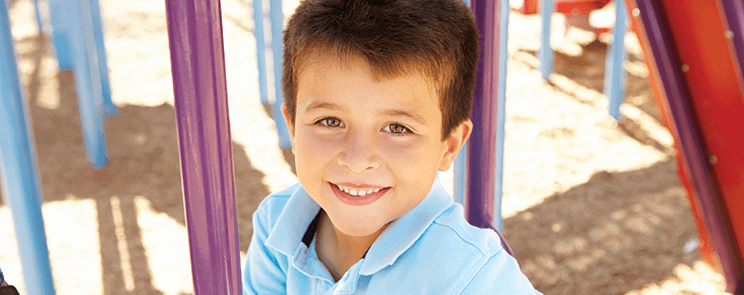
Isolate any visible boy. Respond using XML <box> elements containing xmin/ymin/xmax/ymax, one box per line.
<box><xmin>243</xmin><ymin>0</ymin><xmax>541</xmax><ymax>293</ymax></box>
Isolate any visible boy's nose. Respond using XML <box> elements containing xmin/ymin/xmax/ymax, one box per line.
<box><xmin>337</xmin><ymin>131</ymin><xmax>381</xmax><ymax>173</ymax></box>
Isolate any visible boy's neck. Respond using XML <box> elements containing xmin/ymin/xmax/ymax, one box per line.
<box><xmin>316</xmin><ymin>210</ymin><xmax>389</xmax><ymax>282</ymax></box>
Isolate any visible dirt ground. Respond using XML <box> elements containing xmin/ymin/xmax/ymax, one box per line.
<box><xmin>0</xmin><ymin>0</ymin><xmax>730</xmax><ymax>294</ymax></box>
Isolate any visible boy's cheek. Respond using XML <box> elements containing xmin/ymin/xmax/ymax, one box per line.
<box><xmin>380</xmin><ymin>138</ymin><xmax>431</xmax><ymax>163</ymax></box>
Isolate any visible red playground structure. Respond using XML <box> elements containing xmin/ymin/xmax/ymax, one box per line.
<box><xmin>520</xmin><ymin>0</ymin><xmax>744</xmax><ymax>292</ymax></box>
<box><xmin>626</xmin><ymin>0</ymin><xmax>744</xmax><ymax>293</ymax></box>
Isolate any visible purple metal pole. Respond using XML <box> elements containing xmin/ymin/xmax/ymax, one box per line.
<box><xmin>718</xmin><ymin>0</ymin><xmax>744</xmax><ymax>94</ymax></box>
<box><xmin>467</xmin><ymin>0</ymin><xmax>499</xmax><ymax>230</ymax></box>
<box><xmin>164</xmin><ymin>0</ymin><xmax>241</xmax><ymax>294</ymax></box>
<box><xmin>631</xmin><ymin>0</ymin><xmax>744</xmax><ymax>293</ymax></box>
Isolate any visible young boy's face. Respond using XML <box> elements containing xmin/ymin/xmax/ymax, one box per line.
<box><xmin>283</xmin><ymin>54</ymin><xmax>471</xmax><ymax>237</ymax></box>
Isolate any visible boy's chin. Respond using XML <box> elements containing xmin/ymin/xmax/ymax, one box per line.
<box><xmin>332</xmin><ymin>219</ymin><xmax>390</xmax><ymax>238</ymax></box>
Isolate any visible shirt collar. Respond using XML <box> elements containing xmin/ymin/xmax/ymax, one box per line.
<box><xmin>264</xmin><ymin>175</ymin><xmax>453</xmax><ymax>275</ymax></box>
<box><xmin>265</xmin><ymin>185</ymin><xmax>321</xmax><ymax>257</ymax></box>
<box><xmin>359</xmin><ymin>176</ymin><xmax>452</xmax><ymax>275</ymax></box>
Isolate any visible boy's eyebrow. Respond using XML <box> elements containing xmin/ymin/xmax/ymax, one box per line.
<box><xmin>378</xmin><ymin>109</ymin><xmax>426</xmax><ymax>125</ymax></box>
<box><xmin>303</xmin><ymin>101</ymin><xmax>343</xmax><ymax>112</ymax></box>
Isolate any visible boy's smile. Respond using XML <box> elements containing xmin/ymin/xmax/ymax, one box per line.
<box><xmin>283</xmin><ymin>54</ymin><xmax>470</xmax><ymax>238</ymax></box>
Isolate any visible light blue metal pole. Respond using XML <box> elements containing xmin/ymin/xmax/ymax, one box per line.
<box><xmin>269</xmin><ymin>0</ymin><xmax>292</xmax><ymax>149</ymax></box>
<box><xmin>453</xmin><ymin>0</ymin><xmax>471</xmax><ymax>207</ymax></box>
<box><xmin>539</xmin><ymin>0</ymin><xmax>554</xmax><ymax>80</ymax></box>
<box><xmin>604</xmin><ymin>0</ymin><xmax>627</xmax><ymax>120</ymax></box>
<box><xmin>32</xmin><ymin>0</ymin><xmax>44</xmax><ymax>33</ymax></box>
<box><xmin>69</xmin><ymin>0</ymin><xmax>108</xmax><ymax>168</ymax></box>
<box><xmin>0</xmin><ymin>2</ymin><xmax>56</xmax><ymax>294</ymax></box>
<box><xmin>453</xmin><ymin>143</ymin><xmax>467</xmax><ymax>205</ymax></box>
<box><xmin>493</xmin><ymin>0</ymin><xmax>509</xmax><ymax>232</ymax></box>
<box><xmin>88</xmin><ymin>0</ymin><xmax>117</xmax><ymax>117</ymax></box>
<box><xmin>49</xmin><ymin>0</ymin><xmax>74</xmax><ymax>70</ymax></box>
<box><xmin>254</xmin><ymin>0</ymin><xmax>270</xmax><ymax>106</ymax></box>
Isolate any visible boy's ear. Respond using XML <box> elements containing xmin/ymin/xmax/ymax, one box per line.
<box><xmin>438</xmin><ymin>119</ymin><xmax>472</xmax><ymax>171</ymax></box>
<box><xmin>281</xmin><ymin>103</ymin><xmax>296</xmax><ymax>147</ymax></box>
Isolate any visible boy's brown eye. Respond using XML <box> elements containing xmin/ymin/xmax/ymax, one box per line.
<box><xmin>385</xmin><ymin>123</ymin><xmax>409</xmax><ymax>134</ymax></box>
<box><xmin>321</xmin><ymin>118</ymin><xmax>343</xmax><ymax>127</ymax></box>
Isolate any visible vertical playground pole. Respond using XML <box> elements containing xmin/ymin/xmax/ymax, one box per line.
<box><xmin>493</xmin><ymin>0</ymin><xmax>509</xmax><ymax>233</ymax></box>
<box><xmin>0</xmin><ymin>2</ymin><xmax>56</xmax><ymax>294</ymax></box>
<box><xmin>630</xmin><ymin>0</ymin><xmax>744</xmax><ymax>293</ymax></box>
<box><xmin>604</xmin><ymin>0</ymin><xmax>627</xmax><ymax>120</ymax></box>
<box><xmin>88</xmin><ymin>0</ymin><xmax>117</xmax><ymax>117</ymax></box>
<box><xmin>467</xmin><ymin>0</ymin><xmax>506</xmax><ymax>231</ymax></box>
<box><xmin>32</xmin><ymin>0</ymin><xmax>43</xmax><ymax>34</ymax></box>
<box><xmin>165</xmin><ymin>0</ymin><xmax>242</xmax><ymax>293</ymax></box>
<box><xmin>453</xmin><ymin>0</ymin><xmax>471</xmax><ymax>207</ymax></box>
<box><xmin>253</xmin><ymin>0</ymin><xmax>270</xmax><ymax>106</ymax></box>
<box><xmin>539</xmin><ymin>0</ymin><xmax>554</xmax><ymax>80</ymax></box>
<box><xmin>69</xmin><ymin>0</ymin><xmax>109</xmax><ymax>168</ymax></box>
<box><xmin>269</xmin><ymin>0</ymin><xmax>292</xmax><ymax>149</ymax></box>
<box><xmin>49</xmin><ymin>0</ymin><xmax>74</xmax><ymax>70</ymax></box>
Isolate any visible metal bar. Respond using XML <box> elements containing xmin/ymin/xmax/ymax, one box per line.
<box><xmin>88</xmin><ymin>0</ymin><xmax>117</xmax><ymax>117</ymax></box>
<box><xmin>453</xmin><ymin>0</ymin><xmax>471</xmax><ymax>208</ymax></box>
<box><xmin>269</xmin><ymin>0</ymin><xmax>292</xmax><ymax>149</ymax></box>
<box><xmin>718</xmin><ymin>0</ymin><xmax>744</xmax><ymax>95</ymax></box>
<box><xmin>0</xmin><ymin>2</ymin><xmax>56</xmax><ymax>293</ymax></box>
<box><xmin>605</xmin><ymin>0</ymin><xmax>628</xmax><ymax>120</ymax></box>
<box><xmin>49</xmin><ymin>0</ymin><xmax>74</xmax><ymax>70</ymax></box>
<box><xmin>69</xmin><ymin>0</ymin><xmax>108</xmax><ymax>168</ymax></box>
<box><xmin>164</xmin><ymin>0</ymin><xmax>242</xmax><ymax>293</ymax></box>
<box><xmin>493</xmin><ymin>0</ymin><xmax>509</xmax><ymax>233</ymax></box>
<box><xmin>33</xmin><ymin>0</ymin><xmax>43</xmax><ymax>33</ymax></box>
<box><xmin>539</xmin><ymin>0</ymin><xmax>554</xmax><ymax>80</ymax></box>
<box><xmin>453</xmin><ymin>144</ymin><xmax>466</xmax><ymax>205</ymax></box>
<box><xmin>467</xmin><ymin>0</ymin><xmax>500</xmax><ymax>231</ymax></box>
<box><xmin>253</xmin><ymin>0</ymin><xmax>270</xmax><ymax>105</ymax></box>
<box><xmin>630</xmin><ymin>0</ymin><xmax>744</xmax><ymax>292</ymax></box>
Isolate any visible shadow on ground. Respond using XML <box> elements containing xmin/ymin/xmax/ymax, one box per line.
<box><xmin>517</xmin><ymin>39</ymin><xmax>674</xmax><ymax>154</ymax></box>
<box><xmin>0</xmin><ymin>31</ymin><xmax>269</xmax><ymax>295</ymax></box>
<box><xmin>520</xmin><ymin>40</ymin><xmax>662</xmax><ymax>124</ymax></box>
<box><xmin>504</xmin><ymin>159</ymin><xmax>699</xmax><ymax>294</ymax></box>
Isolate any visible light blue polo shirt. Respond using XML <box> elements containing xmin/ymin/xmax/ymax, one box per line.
<box><xmin>243</xmin><ymin>177</ymin><xmax>541</xmax><ymax>294</ymax></box>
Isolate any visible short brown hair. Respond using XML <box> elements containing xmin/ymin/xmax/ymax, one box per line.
<box><xmin>282</xmin><ymin>0</ymin><xmax>479</xmax><ymax>139</ymax></box>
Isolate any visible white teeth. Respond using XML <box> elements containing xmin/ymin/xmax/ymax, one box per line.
<box><xmin>335</xmin><ymin>184</ymin><xmax>383</xmax><ymax>196</ymax></box>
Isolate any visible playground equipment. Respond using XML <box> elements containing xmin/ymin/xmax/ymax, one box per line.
<box><xmin>459</xmin><ymin>0</ymin><xmax>510</xmax><ymax>235</ymax></box>
<box><xmin>62</xmin><ymin>0</ymin><xmax>113</xmax><ymax>169</ymax></box>
<box><xmin>624</xmin><ymin>0</ymin><xmax>744</xmax><ymax>292</ymax></box>
<box><xmin>253</xmin><ymin>0</ymin><xmax>292</xmax><ymax>149</ymax></box>
<box><xmin>165</xmin><ymin>0</ymin><xmax>242</xmax><ymax>293</ymax></box>
<box><xmin>0</xmin><ymin>0</ymin><xmax>115</xmax><ymax>293</ymax></box>
<box><xmin>0</xmin><ymin>1</ymin><xmax>56</xmax><ymax>294</ymax></box>
<box><xmin>518</xmin><ymin>0</ymin><xmax>628</xmax><ymax>119</ymax></box>
<box><xmin>43</xmin><ymin>0</ymin><xmax>117</xmax><ymax>168</ymax></box>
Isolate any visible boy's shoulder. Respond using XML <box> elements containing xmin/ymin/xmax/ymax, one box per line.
<box><xmin>257</xmin><ymin>182</ymin><xmax>300</xmax><ymax>209</ymax></box>
<box><xmin>252</xmin><ymin>183</ymin><xmax>302</xmax><ymax>230</ymax></box>
<box><xmin>429</xmin><ymin>205</ymin><xmax>505</xmax><ymax>256</ymax></box>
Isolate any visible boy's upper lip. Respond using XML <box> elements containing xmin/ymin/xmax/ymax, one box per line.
<box><xmin>331</xmin><ymin>182</ymin><xmax>388</xmax><ymax>189</ymax></box>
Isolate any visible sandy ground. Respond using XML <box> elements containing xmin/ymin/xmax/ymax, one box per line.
<box><xmin>0</xmin><ymin>0</ymin><xmax>730</xmax><ymax>294</ymax></box>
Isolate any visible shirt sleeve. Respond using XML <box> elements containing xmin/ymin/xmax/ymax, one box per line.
<box><xmin>243</xmin><ymin>201</ymin><xmax>287</xmax><ymax>295</ymax></box>
<box><xmin>459</xmin><ymin>249</ymin><xmax>542</xmax><ymax>295</ymax></box>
